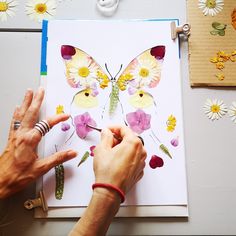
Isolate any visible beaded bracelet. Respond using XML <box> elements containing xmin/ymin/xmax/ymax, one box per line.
<box><xmin>92</xmin><ymin>183</ymin><xmax>125</xmax><ymax>203</ymax></box>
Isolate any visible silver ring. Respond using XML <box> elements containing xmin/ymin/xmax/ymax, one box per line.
<box><xmin>34</xmin><ymin>120</ymin><xmax>50</xmax><ymax>136</ymax></box>
<box><xmin>14</xmin><ymin>120</ymin><xmax>21</xmax><ymax>130</ymax></box>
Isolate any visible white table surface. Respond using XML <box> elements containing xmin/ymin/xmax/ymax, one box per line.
<box><xmin>1</xmin><ymin>0</ymin><xmax>236</xmax><ymax>235</ymax></box>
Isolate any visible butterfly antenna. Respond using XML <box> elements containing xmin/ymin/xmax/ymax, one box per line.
<box><xmin>105</xmin><ymin>63</ymin><xmax>113</xmax><ymax>79</ymax></box>
<box><xmin>114</xmin><ymin>64</ymin><xmax>123</xmax><ymax>79</ymax></box>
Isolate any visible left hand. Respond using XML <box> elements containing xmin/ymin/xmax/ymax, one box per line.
<box><xmin>0</xmin><ymin>88</ymin><xmax>77</xmax><ymax>199</ymax></box>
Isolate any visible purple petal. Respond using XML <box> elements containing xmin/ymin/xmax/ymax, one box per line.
<box><xmin>74</xmin><ymin>112</ymin><xmax>97</xmax><ymax>139</ymax></box>
<box><xmin>61</xmin><ymin>123</ymin><xmax>70</xmax><ymax>131</ymax></box>
<box><xmin>126</xmin><ymin>109</ymin><xmax>151</xmax><ymax>134</ymax></box>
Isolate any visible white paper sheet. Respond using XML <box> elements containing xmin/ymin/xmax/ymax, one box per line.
<box><xmin>42</xmin><ymin>19</ymin><xmax>188</xmax><ymax>207</ymax></box>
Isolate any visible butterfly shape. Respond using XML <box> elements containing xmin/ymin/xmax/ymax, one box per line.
<box><xmin>61</xmin><ymin>45</ymin><xmax>165</xmax><ymax>116</ymax></box>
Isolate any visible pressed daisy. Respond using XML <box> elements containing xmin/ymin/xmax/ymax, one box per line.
<box><xmin>203</xmin><ymin>98</ymin><xmax>227</xmax><ymax>120</ymax></box>
<box><xmin>130</xmin><ymin>51</ymin><xmax>162</xmax><ymax>89</ymax></box>
<box><xmin>198</xmin><ymin>0</ymin><xmax>224</xmax><ymax>16</ymax></box>
<box><xmin>228</xmin><ymin>101</ymin><xmax>236</xmax><ymax>124</ymax></box>
<box><xmin>67</xmin><ymin>51</ymin><xmax>100</xmax><ymax>90</ymax></box>
<box><xmin>26</xmin><ymin>0</ymin><xmax>56</xmax><ymax>22</ymax></box>
<box><xmin>0</xmin><ymin>0</ymin><xmax>18</xmax><ymax>22</ymax></box>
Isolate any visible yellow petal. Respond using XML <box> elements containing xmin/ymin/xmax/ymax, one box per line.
<box><xmin>129</xmin><ymin>90</ymin><xmax>153</xmax><ymax>108</ymax></box>
<box><xmin>73</xmin><ymin>90</ymin><xmax>98</xmax><ymax>108</ymax></box>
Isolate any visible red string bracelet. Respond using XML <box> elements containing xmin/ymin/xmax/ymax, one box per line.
<box><xmin>92</xmin><ymin>183</ymin><xmax>125</xmax><ymax>203</ymax></box>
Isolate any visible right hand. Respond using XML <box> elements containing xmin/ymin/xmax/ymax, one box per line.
<box><xmin>93</xmin><ymin>125</ymin><xmax>147</xmax><ymax>194</ymax></box>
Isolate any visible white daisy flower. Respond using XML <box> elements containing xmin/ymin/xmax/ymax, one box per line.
<box><xmin>68</xmin><ymin>55</ymin><xmax>100</xmax><ymax>89</ymax></box>
<box><xmin>228</xmin><ymin>101</ymin><xmax>236</xmax><ymax>124</ymax></box>
<box><xmin>198</xmin><ymin>0</ymin><xmax>224</xmax><ymax>16</ymax></box>
<box><xmin>26</xmin><ymin>0</ymin><xmax>56</xmax><ymax>22</ymax></box>
<box><xmin>131</xmin><ymin>53</ymin><xmax>161</xmax><ymax>89</ymax></box>
<box><xmin>203</xmin><ymin>98</ymin><xmax>227</xmax><ymax>120</ymax></box>
<box><xmin>0</xmin><ymin>0</ymin><xmax>18</xmax><ymax>22</ymax></box>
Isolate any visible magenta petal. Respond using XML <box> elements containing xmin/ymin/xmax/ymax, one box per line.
<box><xmin>74</xmin><ymin>112</ymin><xmax>97</xmax><ymax>139</ymax></box>
<box><xmin>61</xmin><ymin>45</ymin><xmax>76</xmax><ymax>60</ymax></box>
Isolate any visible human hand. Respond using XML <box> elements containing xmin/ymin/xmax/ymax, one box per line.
<box><xmin>93</xmin><ymin>125</ymin><xmax>147</xmax><ymax>194</ymax></box>
<box><xmin>0</xmin><ymin>88</ymin><xmax>77</xmax><ymax>199</ymax></box>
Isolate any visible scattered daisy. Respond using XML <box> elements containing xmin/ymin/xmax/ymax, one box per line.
<box><xmin>26</xmin><ymin>0</ymin><xmax>57</xmax><ymax>22</ymax></box>
<box><xmin>228</xmin><ymin>101</ymin><xmax>236</xmax><ymax>123</ymax></box>
<box><xmin>198</xmin><ymin>0</ymin><xmax>224</xmax><ymax>16</ymax></box>
<box><xmin>203</xmin><ymin>98</ymin><xmax>227</xmax><ymax>120</ymax></box>
<box><xmin>0</xmin><ymin>0</ymin><xmax>18</xmax><ymax>22</ymax></box>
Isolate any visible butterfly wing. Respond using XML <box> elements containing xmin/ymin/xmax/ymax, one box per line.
<box><xmin>61</xmin><ymin>45</ymin><xmax>110</xmax><ymax>108</ymax></box>
<box><xmin>117</xmin><ymin>45</ymin><xmax>165</xmax><ymax>109</ymax></box>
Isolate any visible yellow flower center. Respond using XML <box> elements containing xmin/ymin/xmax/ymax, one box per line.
<box><xmin>206</xmin><ymin>0</ymin><xmax>216</xmax><ymax>8</ymax></box>
<box><xmin>211</xmin><ymin>104</ymin><xmax>220</xmax><ymax>113</ymax></box>
<box><xmin>35</xmin><ymin>3</ymin><xmax>47</xmax><ymax>14</ymax></box>
<box><xmin>78</xmin><ymin>67</ymin><xmax>90</xmax><ymax>78</ymax></box>
<box><xmin>139</xmin><ymin>68</ymin><xmax>149</xmax><ymax>78</ymax></box>
<box><xmin>0</xmin><ymin>2</ymin><xmax>8</xmax><ymax>12</ymax></box>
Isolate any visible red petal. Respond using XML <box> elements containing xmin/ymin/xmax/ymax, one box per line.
<box><xmin>150</xmin><ymin>46</ymin><xmax>165</xmax><ymax>60</ymax></box>
<box><xmin>61</xmin><ymin>45</ymin><xmax>76</xmax><ymax>60</ymax></box>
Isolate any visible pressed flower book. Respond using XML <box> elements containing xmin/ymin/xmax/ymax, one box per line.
<box><xmin>39</xmin><ymin>19</ymin><xmax>188</xmax><ymax>217</ymax></box>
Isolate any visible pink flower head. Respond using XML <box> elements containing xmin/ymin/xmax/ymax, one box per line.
<box><xmin>126</xmin><ymin>109</ymin><xmax>151</xmax><ymax>134</ymax></box>
<box><xmin>74</xmin><ymin>112</ymin><xmax>97</xmax><ymax>139</ymax></box>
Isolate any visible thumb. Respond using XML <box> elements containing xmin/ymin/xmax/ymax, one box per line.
<box><xmin>100</xmin><ymin>128</ymin><xmax>114</xmax><ymax>148</ymax></box>
<box><xmin>38</xmin><ymin>150</ymin><xmax>77</xmax><ymax>174</ymax></box>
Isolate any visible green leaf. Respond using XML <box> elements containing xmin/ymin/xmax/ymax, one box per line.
<box><xmin>218</xmin><ymin>29</ymin><xmax>225</xmax><ymax>36</ymax></box>
<box><xmin>210</xmin><ymin>30</ymin><xmax>219</xmax><ymax>35</ymax></box>
<box><xmin>55</xmin><ymin>164</ymin><xmax>64</xmax><ymax>200</ymax></box>
<box><xmin>212</xmin><ymin>22</ymin><xmax>226</xmax><ymax>30</ymax></box>
<box><xmin>159</xmin><ymin>144</ymin><xmax>172</xmax><ymax>159</ymax></box>
<box><xmin>78</xmin><ymin>151</ymin><xmax>90</xmax><ymax>167</ymax></box>
<box><xmin>109</xmin><ymin>83</ymin><xmax>119</xmax><ymax>116</ymax></box>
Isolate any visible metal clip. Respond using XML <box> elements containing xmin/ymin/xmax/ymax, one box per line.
<box><xmin>24</xmin><ymin>191</ymin><xmax>48</xmax><ymax>212</ymax></box>
<box><xmin>171</xmin><ymin>21</ymin><xmax>191</xmax><ymax>40</ymax></box>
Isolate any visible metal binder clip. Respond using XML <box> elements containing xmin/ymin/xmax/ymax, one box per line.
<box><xmin>171</xmin><ymin>21</ymin><xmax>191</xmax><ymax>40</ymax></box>
<box><xmin>24</xmin><ymin>191</ymin><xmax>48</xmax><ymax>212</ymax></box>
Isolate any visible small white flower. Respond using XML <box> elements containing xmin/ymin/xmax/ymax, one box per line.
<box><xmin>0</xmin><ymin>0</ymin><xmax>18</xmax><ymax>22</ymax></box>
<box><xmin>198</xmin><ymin>0</ymin><xmax>224</xmax><ymax>16</ymax></box>
<box><xmin>203</xmin><ymin>98</ymin><xmax>227</xmax><ymax>120</ymax></box>
<box><xmin>26</xmin><ymin>0</ymin><xmax>56</xmax><ymax>22</ymax></box>
<box><xmin>228</xmin><ymin>101</ymin><xmax>236</xmax><ymax>124</ymax></box>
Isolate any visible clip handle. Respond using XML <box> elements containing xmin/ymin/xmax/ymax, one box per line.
<box><xmin>24</xmin><ymin>191</ymin><xmax>48</xmax><ymax>212</ymax></box>
<box><xmin>171</xmin><ymin>22</ymin><xmax>191</xmax><ymax>40</ymax></box>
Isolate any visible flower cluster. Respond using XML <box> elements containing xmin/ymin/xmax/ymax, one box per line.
<box><xmin>166</xmin><ymin>115</ymin><xmax>176</xmax><ymax>132</ymax></box>
<box><xmin>117</xmin><ymin>73</ymin><xmax>133</xmax><ymax>91</ymax></box>
<box><xmin>126</xmin><ymin>109</ymin><xmax>151</xmax><ymax>134</ymax></box>
<box><xmin>97</xmin><ymin>71</ymin><xmax>110</xmax><ymax>89</ymax></box>
<box><xmin>210</xmin><ymin>50</ymin><xmax>236</xmax><ymax>81</ymax></box>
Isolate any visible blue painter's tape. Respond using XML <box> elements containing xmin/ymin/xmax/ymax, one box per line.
<box><xmin>40</xmin><ymin>20</ymin><xmax>48</xmax><ymax>75</ymax></box>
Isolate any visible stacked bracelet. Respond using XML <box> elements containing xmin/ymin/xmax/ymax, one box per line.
<box><xmin>92</xmin><ymin>183</ymin><xmax>125</xmax><ymax>203</ymax></box>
